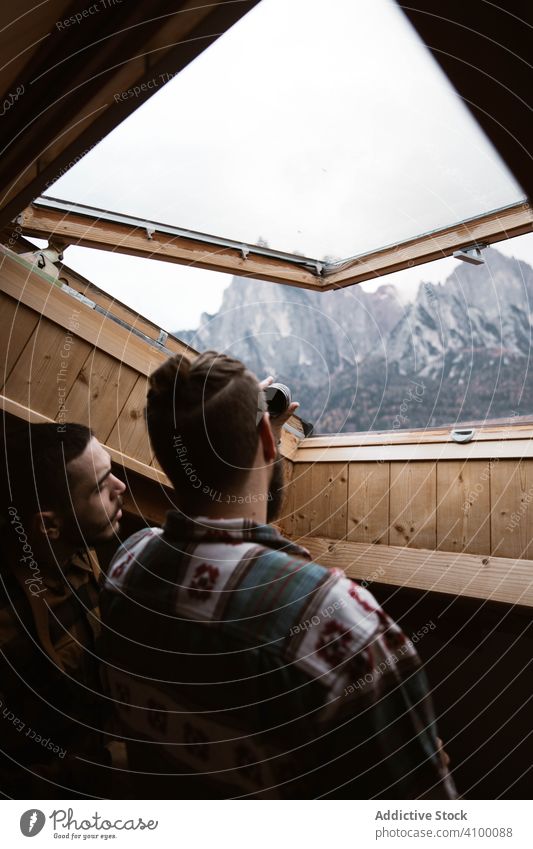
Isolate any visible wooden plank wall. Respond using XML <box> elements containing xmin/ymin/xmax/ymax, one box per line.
<box><xmin>282</xmin><ymin>458</ymin><xmax>533</xmax><ymax>559</ymax></box>
<box><xmin>0</xmin><ymin>288</ymin><xmax>156</xmax><ymax>468</ymax></box>
<box><xmin>0</xmin><ymin>251</ymin><xmax>195</xmax><ymax>476</ymax></box>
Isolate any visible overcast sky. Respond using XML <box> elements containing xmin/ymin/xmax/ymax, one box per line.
<box><xmin>42</xmin><ymin>0</ymin><xmax>529</xmax><ymax>331</ymax></box>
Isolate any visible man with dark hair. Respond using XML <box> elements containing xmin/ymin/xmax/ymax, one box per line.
<box><xmin>0</xmin><ymin>419</ymin><xmax>126</xmax><ymax>797</ymax></box>
<box><xmin>101</xmin><ymin>351</ymin><xmax>456</xmax><ymax>799</ymax></box>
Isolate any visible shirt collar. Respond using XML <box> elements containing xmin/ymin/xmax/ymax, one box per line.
<box><xmin>163</xmin><ymin>512</ymin><xmax>310</xmax><ymax>559</ymax></box>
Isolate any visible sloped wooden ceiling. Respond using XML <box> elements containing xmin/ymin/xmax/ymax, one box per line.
<box><xmin>0</xmin><ymin>0</ymin><xmax>259</xmax><ymax>228</ymax></box>
<box><xmin>401</xmin><ymin>0</ymin><xmax>532</xmax><ymax>201</ymax></box>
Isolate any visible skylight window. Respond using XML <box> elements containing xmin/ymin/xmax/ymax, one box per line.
<box><xmin>49</xmin><ymin>0</ymin><xmax>523</xmax><ymax>263</ymax></box>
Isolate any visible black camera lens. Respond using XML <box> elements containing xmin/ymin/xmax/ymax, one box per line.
<box><xmin>264</xmin><ymin>383</ymin><xmax>292</xmax><ymax>418</ymax></box>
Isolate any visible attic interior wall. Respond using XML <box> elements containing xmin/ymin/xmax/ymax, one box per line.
<box><xmin>0</xmin><ymin>250</ymin><xmax>172</xmax><ymax>468</ymax></box>
<box><xmin>281</xmin><ymin>459</ymin><xmax>533</xmax><ymax>560</ymax></box>
<box><xmin>0</xmin><ymin>289</ymin><xmax>154</xmax><ymax>465</ymax></box>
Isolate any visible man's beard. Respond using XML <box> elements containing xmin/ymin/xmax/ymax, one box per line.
<box><xmin>62</xmin><ymin>502</ymin><xmax>123</xmax><ymax>549</ymax></box>
<box><xmin>267</xmin><ymin>452</ymin><xmax>285</xmax><ymax>524</ymax></box>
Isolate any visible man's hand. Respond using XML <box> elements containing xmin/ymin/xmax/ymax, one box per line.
<box><xmin>259</xmin><ymin>376</ymin><xmax>300</xmax><ymax>443</ymax></box>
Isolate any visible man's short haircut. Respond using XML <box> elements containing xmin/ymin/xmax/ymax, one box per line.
<box><xmin>1</xmin><ymin>419</ymin><xmax>93</xmax><ymax>523</ymax></box>
<box><xmin>146</xmin><ymin>350</ymin><xmax>260</xmax><ymax>498</ymax></box>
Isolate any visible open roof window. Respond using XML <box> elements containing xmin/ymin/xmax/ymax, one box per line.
<box><xmin>47</xmin><ymin>0</ymin><xmax>524</xmax><ymax>269</ymax></box>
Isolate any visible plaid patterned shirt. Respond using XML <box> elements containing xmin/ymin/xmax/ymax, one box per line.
<box><xmin>101</xmin><ymin>513</ymin><xmax>456</xmax><ymax>799</ymax></box>
<box><xmin>0</xmin><ymin>541</ymin><xmax>109</xmax><ymax>795</ymax></box>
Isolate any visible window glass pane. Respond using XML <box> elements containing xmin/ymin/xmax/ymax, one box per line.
<box><xmin>51</xmin><ymin>234</ymin><xmax>533</xmax><ymax>433</ymax></box>
<box><xmin>174</xmin><ymin>235</ymin><xmax>533</xmax><ymax>433</ymax></box>
<box><xmin>50</xmin><ymin>0</ymin><xmax>523</xmax><ymax>261</ymax></box>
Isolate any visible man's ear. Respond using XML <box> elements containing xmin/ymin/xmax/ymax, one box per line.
<box><xmin>32</xmin><ymin>511</ymin><xmax>62</xmax><ymax>541</ymax></box>
<box><xmin>258</xmin><ymin>413</ymin><xmax>277</xmax><ymax>463</ymax></box>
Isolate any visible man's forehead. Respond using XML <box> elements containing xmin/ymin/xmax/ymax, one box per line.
<box><xmin>67</xmin><ymin>437</ymin><xmax>110</xmax><ymax>488</ymax></box>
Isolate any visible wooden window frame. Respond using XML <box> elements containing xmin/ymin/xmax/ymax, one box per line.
<box><xmin>18</xmin><ymin>197</ymin><xmax>532</xmax><ymax>292</ymax></box>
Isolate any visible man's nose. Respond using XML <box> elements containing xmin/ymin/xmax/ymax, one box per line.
<box><xmin>111</xmin><ymin>474</ymin><xmax>126</xmax><ymax>495</ymax></box>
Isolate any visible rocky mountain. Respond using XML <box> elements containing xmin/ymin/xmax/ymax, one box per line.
<box><xmin>176</xmin><ymin>248</ymin><xmax>533</xmax><ymax>432</ymax></box>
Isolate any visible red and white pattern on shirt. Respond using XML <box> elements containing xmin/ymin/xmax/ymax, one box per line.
<box><xmin>316</xmin><ymin>618</ymin><xmax>352</xmax><ymax>666</ymax></box>
<box><xmin>105</xmin><ymin>668</ymin><xmax>277</xmax><ymax>792</ymax></box>
<box><xmin>187</xmin><ymin>563</ymin><xmax>220</xmax><ymax>601</ymax></box>
<box><xmin>176</xmin><ymin>541</ymin><xmax>260</xmax><ymax>621</ymax></box>
<box><xmin>347</xmin><ymin>581</ymin><xmax>381</xmax><ymax>613</ymax></box>
<box><xmin>291</xmin><ymin>577</ymin><xmax>381</xmax><ymax>690</ymax></box>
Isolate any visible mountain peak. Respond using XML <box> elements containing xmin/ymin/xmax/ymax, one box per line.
<box><xmin>174</xmin><ymin>248</ymin><xmax>533</xmax><ymax>431</ymax></box>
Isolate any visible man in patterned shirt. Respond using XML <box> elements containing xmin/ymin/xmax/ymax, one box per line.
<box><xmin>0</xmin><ymin>420</ymin><xmax>126</xmax><ymax>797</ymax></box>
<box><xmin>100</xmin><ymin>350</ymin><xmax>456</xmax><ymax>799</ymax></box>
